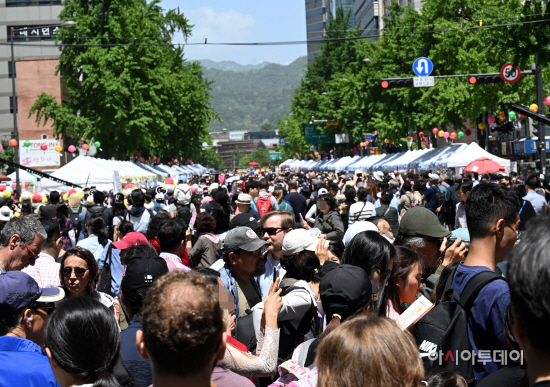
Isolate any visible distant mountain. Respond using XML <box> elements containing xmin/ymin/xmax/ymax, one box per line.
<box><xmin>199</xmin><ymin>59</ymin><xmax>271</xmax><ymax>72</ymax></box>
<box><xmin>204</xmin><ymin>56</ymin><xmax>307</xmax><ymax>133</ymax></box>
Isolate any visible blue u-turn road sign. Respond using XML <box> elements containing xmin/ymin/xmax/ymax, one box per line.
<box><xmin>413</xmin><ymin>57</ymin><xmax>434</xmax><ymax>77</ymax></box>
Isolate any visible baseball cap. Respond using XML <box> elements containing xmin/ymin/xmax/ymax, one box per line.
<box><xmin>224</xmin><ymin>226</ymin><xmax>267</xmax><ymax>251</ymax></box>
<box><xmin>373</xmin><ymin>171</ymin><xmax>385</xmax><ymax>182</ymax></box>
<box><xmin>229</xmin><ymin>213</ymin><xmax>260</xmax><ymax>231</ymax></box>
<box><xmin>428</xmin><ymin>173</ymin><xmax>439</xmax><ymax>180</ymax></box>
<box><xmin>343</xmin><ymin>221</ymin><xmax>379</xmax><ymax>246</ymax></box>
<box><xmin>320</xmin><ymin>264</ymin><xmax>375</xmax><ymax>320</ymax></box>
<box><xmin>282</xmin><ymin>229</ymin><xmax>319</xmax><ymax>256</ymax></box>
<box><xmin>318</xmin><ymin>188</ymin><xmax>329</xmax><ymax>195</ymax></box>
<box><xmin>0</xmin><ymin>271</ymin><xmax>64</xmax><ymax>316</ymax></box>
<box><xmin>112</xmin><ymin>232</ymin><xmax>150</xmax><ymax>250</ymax></box>
<box><xmin>155</xmin><ymin>193</ymin><xmax>164</xmax><ymax>200</ymax></box>
<box><xmin>121</xmin><ymin>251</ymin><xmax>169</xmax><ymax>301</ymax></box>
<box><xmin>399</xmin><ymin>206</ymin><xmax>451</xmax><ymax>239</ymax></box>
<box><xmin>0</xmin><ymin>206</ymin><xmax>12</xmax><ymax>222</ymax></box>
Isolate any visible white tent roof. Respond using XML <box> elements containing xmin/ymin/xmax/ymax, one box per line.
<box><xmin>8</xmin><ymin>169</ymin><xmax>41</xmax><ymax>183</ymax></box>
<box><xmin>446</xmin><ymin>142</ymin><xmax>510</xmax><ymax>168</ymax></box>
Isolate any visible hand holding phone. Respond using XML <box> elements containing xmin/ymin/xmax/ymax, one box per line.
<box><xmin>272</xmin><ymin>267</ymin><xmax>278</xmax><ymax>282</ymax></box>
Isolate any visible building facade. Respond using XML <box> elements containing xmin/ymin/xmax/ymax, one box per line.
<box><xmin>354</xmin><ymin>0</ymin><xmax>423</xmax><ymax>41</ymax></box>
<box><xmin>305</xmin><ymin>0</ymin><xmax>333</xmax><ymax>64</ymax></box>
<box><xmin>335</xmin><ymin>0</ymin><xmax>356</xmax><ymax>27</ymax></box>
<box><xmin>0</xmin><ymin>0</ymin><xmax>63</xmax><ymax>143</ymax></box>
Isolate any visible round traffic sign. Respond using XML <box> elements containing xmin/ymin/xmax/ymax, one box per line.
<box><xmin>500</xmin><ymin>63</ymin><xmax>521</xmax><ymax>83</ymax></box>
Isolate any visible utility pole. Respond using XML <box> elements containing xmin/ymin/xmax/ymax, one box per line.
<box><xmin>534</xmin><ymin>56</ymin><xmax>546</xmax><ymax>174</ymax></box>
<box><xmin>10</xmin><ymin>29</ymin><xmax>20</xmax><ymax>197</ymax></box>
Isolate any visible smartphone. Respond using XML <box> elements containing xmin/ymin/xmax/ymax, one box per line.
<box><xmin>190</xmin><ymin>212</ymin><xmax>197</xmax><ymax>226</ymax></box>
<box><xmin>299</xmin><ymin>213</ymin><xmax>304</xmax><ymax>222</ymax></box>
<box><xmin>357</xmin><ymin>173</ymin><xmax>362</xmax><ymax>177</ymax></box>
<box><xmin>272</xmin><ymin>267</ymin><xmax>278</xmax><ymax>282</ymax></box>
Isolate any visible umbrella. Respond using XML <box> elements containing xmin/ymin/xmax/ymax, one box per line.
<box><xmin>0</xmin><ymin>174</ymin><xmax>10</xmax><ymax>182</ymax></box>
<box><xmin>463</xmin><ymin>157</ymin><xmax>505</xmax><ymax>174</ymax></box>
<box><xmin>249</xmin><ymin>162</ymin><xmax>259</xmax><ymax>166</ymax></box>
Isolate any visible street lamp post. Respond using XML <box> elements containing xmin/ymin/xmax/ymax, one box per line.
<box><xmin>9</xmin><ymin>21</ymin><xmax>76</xmax><ymax>197</ymax></box>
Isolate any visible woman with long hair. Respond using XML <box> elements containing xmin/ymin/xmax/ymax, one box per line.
<box><xmin>76</xmin><ymin>216</ymin><xmax>111</xmax><ymax>262</ymax></box>
<box><xmin>45</xmin><ymin>297</ymin><xmax>121</xmax><ymax>387</ymax></box>
<box><xmin>273</xmin><ymin>186</ymin><xmax>294</xmax><ymax>213</ymax></box>
<box><xmin>341</xmin><ymin>230</ymin><xmax>395</xmax><ymax>315</ymax></box>
<box><xmin>56</xmin><ymin>203</ymin><xmax>76</xmax><ymax>250</ymax></box>
<box><xmin>316</xmin><ymin>315</ymin><xmax>424</xmax><ymax>387</ymax></box>
<box><xmin>383</xmin><ymin>246</ymin><xmax>425</xmax><ymax>318</ymax></box>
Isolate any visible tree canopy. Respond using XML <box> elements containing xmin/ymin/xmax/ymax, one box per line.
<box><xmin>29</xmin><ymin>0</ymin><xmax>217</xmax><ymax>161</ymax></box>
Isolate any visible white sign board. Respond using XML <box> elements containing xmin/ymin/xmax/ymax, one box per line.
<box><xmin>335</xmin><ymin>133</ymin><xmax>350</xmax><ymax>143</ymax></box>
<box><xmin>19</xmin><ymin>139</ymin><xmax>60</xmax><ymax>167</ymax></box>
<box><xmin>413</xmin><ymin>76</ymin><xmax>435</xmax><ymax>87</ymax></box>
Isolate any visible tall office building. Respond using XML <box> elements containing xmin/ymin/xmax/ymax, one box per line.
<box><xmin>354</xmin><ymin>0</ymin><xmax>423</xmax><ymax>41</ymax></box>
<box><xmin>335</xmin><ymin>0</ymin><xmax>356</xmax><ymax>27</ymax></box>
<box><xmin>305</xmin><ymin>0</ymin><xmax>333</xmax><ymax>64</ymax></box>
<box><xmin>0</xmin><ymin>0</ymin><xmax>63</xmax><ymax>141</ymax></box>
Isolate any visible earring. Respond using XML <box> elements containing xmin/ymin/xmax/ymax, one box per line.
<box><xmin>27</xmin><ymin>317</ymin><xmax>32</xmax><ymax>322</ymax></box>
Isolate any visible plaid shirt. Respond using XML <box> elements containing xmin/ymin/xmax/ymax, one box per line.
<box><xmin>160</xmin><ymin>252</ymin><xmax>191</xmax><ymax>273</ymax></box>
<box><xmin>22</xmin><ymin>253</ymin><xmax>61</xmax><ymax>288</ymax></box>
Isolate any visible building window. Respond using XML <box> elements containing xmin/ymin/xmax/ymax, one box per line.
<box><xmin>306</xmin><ymin>8</ymin><xmax>325</xmax><ymax>18</ymax></box>
<box><xmin>307</xmin><ymin>21</ymin><xmax>326</xmax><ymax>32</ymax></box>
<box><xmin>9</xmin><ymin>97</ymin><xmax>18</xmax><ymax>114</ymax></box>
<box><xmin>6</xmin><ymin>0</ymin><xmax>62</xmax><ymax>7</ymax></box>
<box><xmin>7</xmin><ymin>25</ymin><xmax>58</xmax><ymax>42</ymax></box>
<box><xmin>42</xmin><ymin>134</ymin><xmax>48</xmax><ymax>139</ymax></box>
<box><xmin>8</xmin><ymin>62</ymin><xmax>16</xmax><ymax>79</ymax></box>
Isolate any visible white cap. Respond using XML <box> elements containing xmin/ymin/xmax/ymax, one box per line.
<box><xmin>343</xmin><ymin>221</ymin><xmax>379</xmax><ymax>247</ymax></box>
<box><xmin>0</xmin><ymin>206</ymin><xmax>12</xmax><ymax>221</ymax></box>
<box><xmin>155</xmin><ymin>193</ymin><xmax>164</xmax><ymax>200</ymax></box>
<box><xmin>282</xmin><ymin>229</ymin><xmax>319</xmax><ymax>256</ymax></box>
<box><xmin>428</xmin><ymin>173</ymin><xmax>439</xmax><ymax>180</ymax></box>
<box><xmin>373</xmin><ymin>171</ymin><xmax>384</xmax><ymax>182</ymax></box>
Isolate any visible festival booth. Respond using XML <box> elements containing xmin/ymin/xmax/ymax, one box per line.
<box><xmin>370</xmin><ymin>152</ymin><xmax>406</xmax><ymax>172</ymax></box>
<box><xmin>446</xmin><ymin>143</ymin><xmax>510</xmax><ymax>172</ymax></box>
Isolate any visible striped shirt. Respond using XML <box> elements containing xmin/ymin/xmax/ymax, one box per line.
<box><xmin>348</xmin><ymin>201</ymin><xmax>375</xmax><ymax>226</ymax></box>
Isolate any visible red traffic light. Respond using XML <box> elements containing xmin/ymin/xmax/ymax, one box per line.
<box><xmin>469</xmin><ymin>77</ymin><xmax>477</xmax><ymax>84</ymax></box>
<box><xmin>381</xmin><ymin>81</ymin><xmax>389</xmax><ymax>89</ymax></box>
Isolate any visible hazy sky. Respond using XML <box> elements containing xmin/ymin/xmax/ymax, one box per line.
<box><xmin>162</xmin><ymin>0</ymin><xmax>307</xmax><ymax>65</ymax></box>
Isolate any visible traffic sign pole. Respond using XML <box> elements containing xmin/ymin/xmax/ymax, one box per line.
<box><xmin>535</xmin><ymin>57</ymin><xmax>546</xmax><ymax>174</ymax></box>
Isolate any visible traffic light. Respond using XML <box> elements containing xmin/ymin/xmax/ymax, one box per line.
<box><xmin>468</xmin><ymin>75</ymin><xmax>502</xmax><ymax>85</ymax></box>
<box><xmin>381</xmin><ymin>78</ymin><xmax>413</xmax><ymax>89</ymax></box>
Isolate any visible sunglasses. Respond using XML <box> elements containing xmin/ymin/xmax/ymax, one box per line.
<box><xmin>62</xmin><ymin>266</ymin><xmax>89</xmax><ymax>278</ymax></box>
<box><xmin>30</xmin><ymin>302</ymin><xmax>56</xmax><ymax>314</ymax></box>
<box><xmin>24</xmin><ymin>242</ymin><xmax>38</xmax><ymax>259</ymax></box>
<box><xmin>259</xmin><ymin>227</ymin><xmax>287</xmax><ymax>236</ymax></box>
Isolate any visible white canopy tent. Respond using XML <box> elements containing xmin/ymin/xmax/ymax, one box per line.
<box><xmin>8</xmin><ymin>169</ymin><xmax>41</xmax><ymax>183</ymax></box>
<box><xmin>446</xmin><ymin>142</ymin><xmax>511</xmax><ymax>171</ymax></box>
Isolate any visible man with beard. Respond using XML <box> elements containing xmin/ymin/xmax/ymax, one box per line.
<box><xmin>218</xmin><ymin>227</ymin><xmax>268</xmax><ymax>317</ymax></box>
<box><xmin>252</xmin><ymin>228</ymin><xmax>322</xmax><ymax>358</ymax></box>
<box><xmin>257</xmin><ymin>210</ymin><xmax>296</xmax><ymax>299</ymax></box>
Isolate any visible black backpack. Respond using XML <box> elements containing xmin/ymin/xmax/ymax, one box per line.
<box><xmin>69</xmin><ymin>205</ymin><xmax>84</xmax><ymax>234</ymax></box>
<box><xmin>414</xmin><ymin>263</ymin><xmax>502</xmax><ymax>385</ymax></box>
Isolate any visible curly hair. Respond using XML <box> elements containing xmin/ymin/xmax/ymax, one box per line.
<box><xmin>141</xmin><ymin>271</ymin><xmax>223</xmax><ymax>377</ymax></box>
<box><xmin>194</xmin><ymin>212</ymin><xmax>216</xmax><ymax>234</ymax></box>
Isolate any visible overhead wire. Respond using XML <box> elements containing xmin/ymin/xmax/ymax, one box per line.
<box><xmin>0</xmin><ymin>17</ymin><xmax>548</xmax><ymax>48</ymax></box>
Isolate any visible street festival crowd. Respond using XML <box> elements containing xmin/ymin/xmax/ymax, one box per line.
<box><xmin>2</xmin><ymin>167</ymin><xmax>550</xmax><ymax>387</ymax></box>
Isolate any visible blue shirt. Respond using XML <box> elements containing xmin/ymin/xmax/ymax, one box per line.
<box><xmin>98</xmin><ymin>241</ymin><xmax>125</xmax><ymax>297</ymax></box>
<box><xmin>0</xmin><ymin>336</ymin><xmax>60</xmax><ymax>387</ymax></box>
<box><xmin>452</xmin><ymin>263</ymin><xmax>511</xmax><ymax>380</ymax></box>
<box><xmin>424</xmin><ymin>186</ymin><xmax>439</xmax><ymax>211</ymax></box>
<box><xmin>257</xmin><ymin>252</ymin><xmax>287</xmax><ymax>301</ymax></box>
<box><xmin>77</xmin><ymin>235</ymin><xmax>110</xmax><ymax>262</ymax></box>
<box><xmin>120</xmin><ymin>319</ymin><xmax>152</xmax><ymax>387</ymax></box>
<box><xmin>523</xmin><ymin>191</ymin><xmax>548</xmax><ymax>216</ymax></box>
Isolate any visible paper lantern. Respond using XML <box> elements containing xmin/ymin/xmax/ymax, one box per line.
<box><xmin>374</xmin><ymin>131</ymin><xmax>378</xmax><ymax>135</ymax></box>
<box><xmin>365</xmin><ymin>141</ymin><xmax>370</xmax><ymax>146</ymax></box>
<box><xmin>54</xmin><ymin>145</ymin><xmax>62</xmax><ymax>153</ymax></box>
<box><xmin>11</xmin><ymin>183</ymin><xmax>16</xmax><ymax>188</ymax></box>
<box><xmin>418</xmin><ymin>132</ymin><xmax>425</xmax><ymax>138</ymax></box>
<box><xmin>9</xmin><ymin>139</ymin><xmax>17</xmax><ymax>147</ymax></box>
<box><xmin>450</xmin><ymin>132</ymin><xmax>457</xmax><ymax>140</ymax></box>
<box><xmin>165</xmin><ymin>178</ymin><xmax>174</xmax><ymax>185</ymax></box>
<box><xmin>432</xmin><ymin>128</ymin><xmax>438</xmax><ymax>135</ymax></box>
<box><xmin>2</xmin><ymin>190</ymin><xmax>11</xmax><ymax>199</ymax></box>
<box><xmin>40</xmin><ymin>144</ymin><xmax>47</xmax><ymax>151</ymax></box>
<box><xmin>124</xmin><ymin>184</ymin><xmax>135</xmax><ymax>190</ymax></box>
<box><xmin>519</xmin><ymin>114</ymin><xmax>526</xmax><ymax>118</ymax></box>
<box><xmin>478</xmin><ymin>123</ymin><xmax>486</xmax><ymax>130</ymax></box>
<box><xmin>499</xmin><ymin>112</ymin><xmax>506</xmax><ymax>120</ymax></box>
<box><xmin>67</xmin><ymin>189</ymin><xmax>77</xmax><ymax>196</ymax></box>
<box><xmin>406</xmin><ymin>136</ymin><xmax>412</xmax><ymax>141</ymax></box>
<box><xmin>63</xmin><ymin>193</ymin><xmax>68</xmax><ymax>201</ymax></box>
<box><xmin>360</xmin><ymin>142</ymin><xmax>364</xmax><ymax>147</ymax></box>
<box><xmin>384</xmin><ymin>139</ymin><xmax>389</xmax><ymax>144</ymax></box>
<box><xmin>0</xmin><ymin>186</ymin><xmax>5</xmax><ymax>192</ymax></box>
<box><xmin>443</xmin><ymin>132</ymin><xmax>450</xmax><ymax>139</ymax></box>
<box><xmin>438</xmin><ymin>130</ymin><xmax>444</xmax><ymax>137</ymax></box>
<box><xmin>488</xmin><ymin>116</ymin><xmax>495</xmax><ymax>123</ymax></box>
<box><xmin>82</xmin><ymin>144</ymin><xmax>89</xmax><ymax>151</ymax></box>
<box><xmin>530</xmin><ymin>104</ymin><xmax>538</xmax><ymax>113</ymax></box>
<box><xmin>412</xmin><ymin>135</ymin><xmax>417</xmax><ymax>140</ymax></box>
<box><xmin>76</xmin><ymin>189</ymin><xmax>84</xmax><ymax>199</ymax></box>
<box><xmin>42</xmin><ymin>196</ymin><xmax>47</xmax><ymax>203</ymax></box>
<box><xmin>29</xmin><ymin>182</ymin><xmax>33</xmax><ymax>187</ymax></box>
<box><xmin>457</xmin><ymin>131</ymin><xmax>465</xmax><ymax>139</ymax></box>
<box><xmin>32</xmin><ymin>193</ymin><xmax>42</xmax><ymax>203</ymax></box>
<box><xmin>25</xmin><ymin>182</ymin><xmax>30</xmax><ymax>187</ymax></box>
<box><xmin>68</xmin><ymin>145</ymin><xmax>76</xmax><ymax>153</ymax></box>
<box><xmin>465</xmin><ymin>129</ymin><xmax>472</xmax><ymax>136</ymax></box>
<box><xmin>94</xmin><ymin>141</ymin><xmax>101</xmax><ymax>148</ymax></box>
<box><xmin>0</xmin><ymin>144</ymin><xmax>3</xmax><ymax>151</ymax></box>
<box><xmin>545</xmin><ymin>96</ymin><xmax>550</xmax><ymax>107</ymax></box>
<box><xmin>24</xmin><ymin>140</ymin><xmax>31</xmax><ymax>147</ymax></box>
<box><xmin>508</xmin><ymin>111</ymin><xmax>516</xmax><ymax>120</ymax></box>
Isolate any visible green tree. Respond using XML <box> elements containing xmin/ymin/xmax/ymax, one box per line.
<box><xmin>0</xmin><ymin>140</ymin><xmax>16</xmax><ymax>174</ymax></box>
<box><xmin>260</xmin><ymin>120</ymin><xmax>276</xmax><ymax>132</ymax></box>
<box><xmin>276</xmin><ymin>115</ymin><xmax>309</xmax><ymax>159</ymax></box>
<box><xmin>29</xmin><ymin>0</ymin><xmax>218</xmax><ymax>160</ymax></box>
<box><xmin>240</xmin><ymin>148</ymin><xmax>270</xmax><ymax>167</ymax></box>
<box><xmin>232</xmin><ymin>148</ymin><xmax>247</xmax><ymax>166</ymax></box>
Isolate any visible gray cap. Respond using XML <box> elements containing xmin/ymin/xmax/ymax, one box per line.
<box><xmin>224</xmin><ymin>226</ymin><xmax>268</xmax><ymax>251</ymax></box>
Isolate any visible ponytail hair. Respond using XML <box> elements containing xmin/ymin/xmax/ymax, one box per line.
<box><xmin>45</xmin><ymin>297</ymin><xmax>121</xmax><ymax>387</ymax></box>
<box><xmin>87</xmin><ymin>216</ymin><xmax>109</xmax><ymax>247</ymax></box>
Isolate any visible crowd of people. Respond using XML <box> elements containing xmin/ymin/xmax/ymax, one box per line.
<box><xmin>1</xmin><ymin>167</ymin><xmax>550</xmax><ymax>387</ymax></box>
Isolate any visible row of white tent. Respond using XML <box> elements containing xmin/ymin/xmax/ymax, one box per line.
<box><xmin>280</xmin><ymin>143</ymin><xmax>511</xmax><ymax>173</ymax></box>
<box><xmin>8</xmin><ymin>156</ymin><xmax>207</xmax><ymax>192</ymax></box>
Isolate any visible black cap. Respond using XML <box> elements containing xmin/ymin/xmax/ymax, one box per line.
<box><xmin>229</xmin><ymin>213</ymin><xmax>260</xmax><ymax>231</ymax></box>
<box><xmin>320</xmin><ymin>264</ymin><xmax>374</xmax><ymax>321</ymax></box>
<box><xmin>121</xmin><ymin>251</ymin><xmax>169</xmax><ymax>301</ymax></box>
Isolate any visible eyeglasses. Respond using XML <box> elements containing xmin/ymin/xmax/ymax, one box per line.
<box><xmin>505</xmin><ymin>218</ymin><xmax>521</xmax><ymax>239</ymax></box>
<box><xmin>24</xmin><ymin>242</ymin><xmax>38</xmax><ymax>259</ymax></box>
<box><xmin>30</xmin><ymin>302</ymin><xmax>56</xmax><ymax>314</ymax></box>
<box><xmin>259</xmin><ymin>227</ymin><xmax>287</xmax><ymax>236</ymax></box>
<box><xmin>62</xmin><ymin>266</ymin><xmax>89</xmax><ymax>278</ymax></box>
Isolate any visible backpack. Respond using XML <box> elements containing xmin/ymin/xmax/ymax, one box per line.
<box><xmin>434</xmin><ymin>186</ymin><xmax>445</xmax><ymax>211</ymax></box>
<box><xmin>413</xmin><ymin>263</ymin><xmax>502</xmax><ymax>385</ymax></box>
<box><xmin>87</xmin><ymin>205</ymin><xmax>111</xmax><ymax>228</ymax></box>
<box><xmin>69</xmin><ymin>205</ymin><xmax>84</xmax><ymax>234</ymax></box>
<box><xmin>256</xmin><ymin>194</ymin><xmax>273</xmax><ymax>217</ymax></box>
